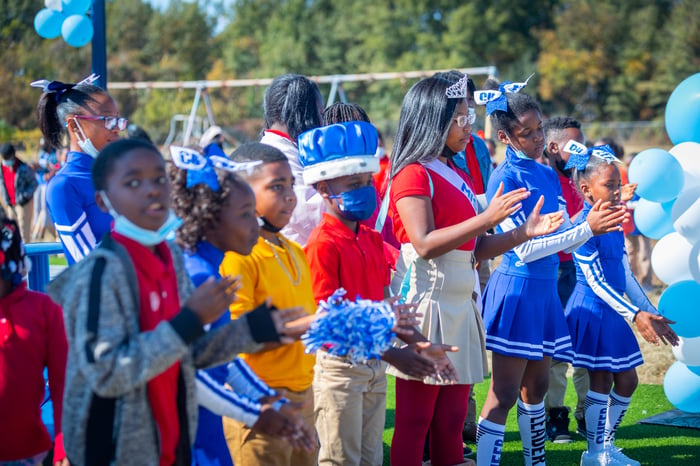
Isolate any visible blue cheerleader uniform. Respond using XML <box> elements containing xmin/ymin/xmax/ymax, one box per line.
<box><xmin>46</xmin><ymin>151</ymin><xmax>112</xmax><ymax>264</ymax></box>
<box><xmin>482</xmin><ymin>147</ymin><xmax>595</xmax><ymax>361</ymax></box>
<box><xmin>565</xmin><ymin>202</ymin><xmax>656</xmax><ymax>372</ymax></box>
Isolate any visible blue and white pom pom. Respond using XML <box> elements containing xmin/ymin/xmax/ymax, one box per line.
<box><xmin>302</xmin><ymin>288</ymin><xmax>396</xmax><ymax>364</ymax></box>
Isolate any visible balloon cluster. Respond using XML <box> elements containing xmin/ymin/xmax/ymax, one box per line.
<box><xmin>33</xmin><ymin>0</ymin><xmax>93</xmax><ymax>48</ymax></box>
<box><xmin>628</xmin><ymin>73</ymin><xmax>700</xmax><ymax>413</ymax></box>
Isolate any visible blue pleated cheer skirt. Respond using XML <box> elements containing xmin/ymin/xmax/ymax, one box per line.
<box><xmin>482</xmin><ymin>269</ymin><xmax>572</xmax><ymax>361</ymax></box>
<box><xmin>564</xmin><ymin>283</ymin><xmax>643</xmax><ymax>372</ymax></box>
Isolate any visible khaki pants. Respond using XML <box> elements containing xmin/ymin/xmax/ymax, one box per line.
<box><xmin>223</xmin><ymin>385</ymin><xmax>317</xmax><ymax>466</ymax></box>
<box><xmin>2</xmin><ymin>199</ymin><xmax>34</xmax><ymax>243</ymax></box>
<box><xmin>545</xmin><ymin>360</ymin><xmax>589</xmax><ymax>420</ymax></box>
<box><xmin>314</xmin><ymin>351</ymin><xmax>387</xmax><ymax>466</ymax></box>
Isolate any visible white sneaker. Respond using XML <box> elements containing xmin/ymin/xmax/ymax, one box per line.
<box><xmin>606</xmin><ymin>445</ymin><xmax>640</xmax><ymax>466</ymax></box>
<box><xmin>580</xmin><ymin>450</ymin><xmax>624</xmax><ymax>466</ymax></box>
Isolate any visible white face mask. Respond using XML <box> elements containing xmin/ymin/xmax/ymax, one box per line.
<box><xmin>99</xmin><ymin>191</ymin><xmax>182</xmax><ymax>246</ymax></box>
<box><xmin>73</xmin><ymin>119</ymin><xmax>100</xmax><ymax>158</ymax></box>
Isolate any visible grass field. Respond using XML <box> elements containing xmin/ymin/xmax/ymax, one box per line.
<box><xmin>382</xmin><ymin>375</ymin><xmax>700</xmax><ymax>466</ymax></box>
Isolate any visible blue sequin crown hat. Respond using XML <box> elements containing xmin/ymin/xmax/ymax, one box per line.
<box><xmin>298</xmin><ymin>121</ymin><xmax>380</xmax><ymax>185</ymax></box>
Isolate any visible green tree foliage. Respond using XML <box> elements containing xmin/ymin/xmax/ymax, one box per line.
<box><xmin>0</xmin><ymin>0</ymin><xmax>697</xmax><ymax>146</ymax></box>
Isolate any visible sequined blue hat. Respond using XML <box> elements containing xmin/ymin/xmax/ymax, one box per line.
<box><xmin>298</xmin><ymin>121</ymin><xmax>379</xmax><ymax>185</ymax></box>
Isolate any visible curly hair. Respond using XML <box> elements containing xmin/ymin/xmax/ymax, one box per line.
<box><xmin>168</xmin><ymin>162</ymin><xmax>249</xmax><ymax>252</ymax></box>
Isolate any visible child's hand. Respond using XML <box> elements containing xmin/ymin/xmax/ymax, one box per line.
<box><xmin>415</xmin><ymin>342</ymin><xmax>460</xmax><ymax>384</ymax></box>
<box><xmin>54</xmin><ymin>459</ymin><xmax>70</xmax><ymax>466</ymax></box>
<box><xmin>585</xmin><ymin>200</ymin><xmax>628</xmax><ymax>235</ymax></box>
<box><xmin>252</xmin><ymin>404</ymin><xmax>298</xmax><ymax>439</ymax></box>
<box><xmin>523</xmin><ymin>195</ymin><xmax>565</xmax><ymax>238</ymax></box>
<box><xmin>621</xmin><ymin>183</ymin><xmax>638</xmax><ymax>203</ymax></box>
<box><xmin>382</xmin><ymin>346</ymin><xmax>438</xmax><ymax>379</ymax></box>
<box><xmin>277</xmin><ymin>401</ymin><xmax>317</xmax><ymax>451</ymax></box>
<box><xmin>635</xmin><ymin>311</ymin><xmax>679</xmax><ymax>346</ymax></box>
<box><xmin>385</xmin><ymin>297</ymin><xmax>422</xmax><ymax>336</ymax></box>
<box><xmin>185</xmin><ymin>275</ymin><xmax>241</xmax><ymax>325</ymax></box>
<box><xmin>265</xmin><ymin>299</ymin><xmax>315</xmax><ymax>343</ymax></box>
<box><xmin>481</xmin><ymin>183</ymin><xmax>530</xmax><ymax>229</ymax></box>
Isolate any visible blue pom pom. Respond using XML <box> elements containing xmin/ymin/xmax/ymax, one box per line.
<box><xmin>302</xmin><ymin>288</ymin><xmax>396</xmax><ymax>364</ymax></box>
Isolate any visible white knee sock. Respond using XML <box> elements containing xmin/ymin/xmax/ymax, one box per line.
<box><xmin>476</xmin><ymin>417</ymin><xmax>506</xmax><ymax>466</ymax></box>
<box><xmin>584</xmin><ymin>390</ymin><xmax>608</xmax><ymax>453</ymax></box>
<box><xmin>517</xmin><ymin>399</ymin><xmax>547</xmax><ymax>466</ymax></box>
<box><xmin>605</xmin><ymin>390</ymin><xmax>631</xmax><ymax>447</ymax></box>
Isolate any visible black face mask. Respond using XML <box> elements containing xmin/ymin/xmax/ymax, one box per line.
<box><xmin>441</xmin><ymin>145</ymin><xmax>457</xmax><ymax>159</ymax></box>
<box><xmin>549</xmin><ymin>152</ymin><xmax>572</xmax><ymax>177</ymax></box>
<box><xmin>258</xmin><ymin>216</ymin><xmax>282</xmax><ymax>233</ymax></box>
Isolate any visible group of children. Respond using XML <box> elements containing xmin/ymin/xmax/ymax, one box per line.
<box><xmin>0</xmin><ymin>70</ymin><xmax>680</xmax><ymax>466</ymax></box>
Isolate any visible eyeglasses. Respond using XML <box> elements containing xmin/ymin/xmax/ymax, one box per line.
<box><xmin>72</xmin><ymin>115</ymin><xmax>128</xmax><ymax>131</ymax></box>
<box><xmin>454</xmin><ymin>108</ymin><xmax>477</xmax><ymax>128</ymax></box>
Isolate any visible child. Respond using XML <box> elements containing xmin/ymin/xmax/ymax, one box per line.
<box><xmin>300</xmin><ymin>121</ymin><xmax>455</xmax><ymax>466</ymax></box>
<box><xmin>168</xmin><ymin>147</ymin><xmax>315</xmax><ymax>464</ymax></box>
<box><xmin>221</xmin><ymin>142</ymin><xmax>318</xmax><ymax>466</ymax></box>
<box><xmin>33</xmin><ymin>74</ymin><xmax>125</xmax><ymax>264</ymax></box>
<box><xmin>46</xmin><ymin>139</ymin><xmax>304</xmax><ymax>465</ymax></box>
<box><xmin>474</xmin><ymin>79</ymin><xmax>629</xmax><ymax>466</ymax></box>
<box><xmin>563</xmin><ymin>142</ymin><xmax>678</xmax><ymax>466</ymax></box>
<box><xmin>0</xmin><ymin>143</ymin><xmax>38</xmax><ymax>243</ymax></box>
<box><xmin>387</xmin><ymin>75</ymin><xmax>565</xmax><ymax>466</ymax></box>
<box><xmin>0</xmin><ymin>217</ymin><xmax>67</xmax><ymax>465</ymax></box>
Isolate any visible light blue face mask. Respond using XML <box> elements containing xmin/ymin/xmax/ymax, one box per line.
<box><xmin>99</xmin><ymin>191</ymin><xmax>183</xmax><ymax>246</ymax></box>
<box><xmin>74</xmin><ymin>119</ymin><xmax>100</xmax><ymax>158</ymax></box>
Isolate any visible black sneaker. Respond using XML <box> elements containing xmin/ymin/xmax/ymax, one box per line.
<box><xmin>545</xmin><ymin>407</ymin><xmax>573</xmax><ymax>443</ymax></box>
<box><xmin>576</xmin><ymin>416</ymin><xmax>587</xmax><ymax>438</ymax></box>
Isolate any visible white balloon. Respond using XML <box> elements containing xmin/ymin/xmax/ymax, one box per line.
<box><xmin>651</xmin><ymin>233</ymin><xmax>696</xmax><ymax>285</ymax></box>
<box><xmin>45</xmin><ymin>0</ymin><xmax>62</xmax><ymax>11</ymax></box>
<box><xmin>674</xmin><ymin>197</ymin><xmax>700</xmax><ymax>243</ymax></box>
<box><xmin>670</xmin><ymin>142</ymin><xmax>700</xmax><ymax>190</ymax></box>
<box><xmin>691</xmin><ymin>242</ymin><xmax>700</xmax><ymax>284</ymax></box>
<box><xmin>672</xmin><ymin>336</ymin><xmax>700</xmax><ymax>366</ymax></box>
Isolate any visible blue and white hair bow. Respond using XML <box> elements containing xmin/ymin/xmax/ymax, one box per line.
<box><xmin>169</xmin><ymin>145</ymin><xmax>262</xmax><ymax>191</ymax></box>
<box><xmin>473</xmin><ymin>73</ymin><xmax>535</xmax><ymax>116</ymax></box>
<box><xmin>30</xmin><ymin>74</ymin><xmax>100</xmax><ymax>102</ymax></box>
<box><xmin>302</xmin><ymin>288</ymin><xmax>396</xmax><ymax>364</ymax></box>
<box><xmin>563</xmin><ymin>140</ymin><xmax>620</xmax><ymax>171</ymax></box>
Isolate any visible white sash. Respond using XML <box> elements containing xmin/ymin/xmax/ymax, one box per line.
<box><xmin>422</xmin><ymin>159</ymin><xmax>479</xmax><ymax>214</ymax></box>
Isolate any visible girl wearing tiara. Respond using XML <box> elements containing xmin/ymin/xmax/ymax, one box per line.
<box><xmin>474</xmin><ymin>78</ymin><xmax>628</xmax><ymax>466</ymax></box>
<box><xmin>564</xmin><ymin>142</ymin><xmax>677</xmax><ymax>466</ymax></box>
<box><xmin>388</xmin><ymin>75</ymin><xmax>564</xmax><ymax>466</ymax></box>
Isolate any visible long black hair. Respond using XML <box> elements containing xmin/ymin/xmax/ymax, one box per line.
<box><xmin>263</xmin><ymin>74</ymin><xmax>323</xmax><ymax>141</ymax></box>
<box><xmin>390</xmin><ymin>76</ymin><xmax>460</xmax><ymax>178</ymax></box>
<box><xmin>36</xmin><ymin>82</ymin><xmax>109</xmax><ymax>151</ymax></box>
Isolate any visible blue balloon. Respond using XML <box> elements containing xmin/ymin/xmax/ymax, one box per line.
<box><xmin>34</xmin><ymin>8</ymin><xmax>65</xmax><ymax>39</ymax></box>
<box><xmin>628</xmin><ymin>148</ymin><xmax>685</xmax><ymax>202</ymax></box>
<box><xmin>658</xmin><ymin>280</ymin><xmax>700</xmax><ymax>338</ymax></box>
<box><xmin>62</xmin><ymin>0</ymin><xmax>92</xmax><ymax>16</ymax></box>
<box><xmin>664</xmin><ymin>361</ymin><xmax>700</xmax><ymax>413</ymax></box>
<box><xmin>61</xmin><ymin>14</ymin><xmax>93</xmax><ymax>48</ymax></box>
<box><xmin>633</xmin><ymin>198</ymin><xmax>675</xmax><ymax>240</ymax></box>
<box><xmin>666</xmin><ymin>73</ymin><xmax>700</xmax><ymax>145</ymax></box>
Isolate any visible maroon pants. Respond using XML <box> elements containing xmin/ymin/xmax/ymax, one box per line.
<box><xmin>390</xmin><ymin>378</ymin><xmax>471</xmax><ymax>466</ymax></box>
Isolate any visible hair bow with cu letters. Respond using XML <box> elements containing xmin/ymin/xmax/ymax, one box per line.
<box><xmin>30</xmin><ymin>74</ymin><xmax>100</xmax><ymax>102</ymax></box>
<box><xmin>169</xmin><ymin>146</ymin><xmax>262</xmax><ymax>191</ymax></box>
<box><xmin>563</xmin><ymin>140</ymin><xmax>620</xmax><ymax>171</ymax></box>
<box><xmin>473</xmin><ymin>73</ymin><xmax>535</xmax><ymax>116</ymax></box>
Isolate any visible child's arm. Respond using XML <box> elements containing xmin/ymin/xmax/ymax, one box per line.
<box><xmin>47</xmin><ymin>180</ymin><xmax>100</xmax><ymax>263</ymax></box>
<box><xmin>45</xmin><ymin>295</ymin><xmax>68</xmax><ymax>463</ymax></box>
<box><xmin>225</xmin><ymin>357</ymin><xmax>280</xmax><ymax>400</ymax></box>
<box><xmin>195</xmin><ymin>370</ymin><xmax>264</xmax><ymax>427</ymax></box>
<box><xmin>573</xmin><ymin>248</ymin><xmax>640</xmax><ymax>322</ymax></box>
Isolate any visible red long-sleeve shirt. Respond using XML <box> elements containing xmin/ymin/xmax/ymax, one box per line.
<box><xmin>0</xmin><ymin>283</ymin><xmax>67</xmax><ymax>461</ymax></box>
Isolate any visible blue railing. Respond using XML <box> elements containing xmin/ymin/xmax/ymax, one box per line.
<box><xmin>26</xmin><ymin>242</ymin><xmax>64</xmax><ymax>292</ymax></box>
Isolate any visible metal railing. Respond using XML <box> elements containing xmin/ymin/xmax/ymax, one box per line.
<box><xmin>25</xmin><ymin>242</ymin><xmax>64</xmax><ymax>292</ymax></box>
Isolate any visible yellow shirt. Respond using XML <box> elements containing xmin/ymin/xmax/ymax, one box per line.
<box><xmin>220</xmin><ymin>235</ymin><xmax>316</xmax><ymax>391</ymax></box>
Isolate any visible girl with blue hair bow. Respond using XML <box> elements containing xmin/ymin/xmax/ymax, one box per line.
<box><xmin>564</xmin><ymin>142</ymin><xmax>677</xmax><ymax>466</ymax></box>
<box><xmin>474</xmin><ymin>79</ymin><xmax>629</xmax><ymax>466</ymax></box>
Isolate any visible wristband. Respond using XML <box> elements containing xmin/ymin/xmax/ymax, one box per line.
<box><xmin>245</xmin><ymin>303</ymin><xmax>281</xmax><ymax>343</ymax></box>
